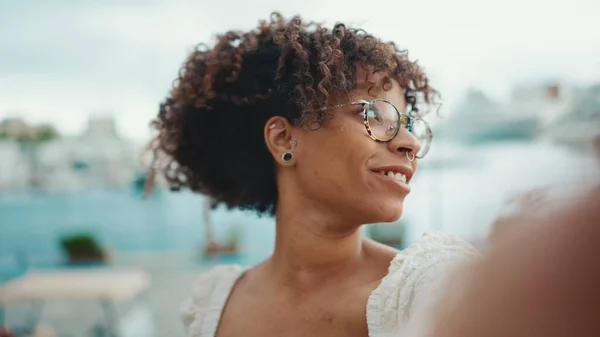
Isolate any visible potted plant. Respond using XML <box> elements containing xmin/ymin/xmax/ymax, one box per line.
<box><xmin>59</xmin><ymin>233</ymin><xmax>109</xmax><ymax>264</ymax></box>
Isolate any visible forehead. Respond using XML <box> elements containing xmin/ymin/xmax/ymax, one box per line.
<box><xmin>350</xmin><ymin>68</ymin><xmax>406</xmax><ymax>109</ymax></box>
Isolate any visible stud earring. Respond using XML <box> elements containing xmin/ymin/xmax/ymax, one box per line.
<box><xmin>291</xmin><ymin>137</ymin><xmax>297</xmax><ymax>147</ymax></box>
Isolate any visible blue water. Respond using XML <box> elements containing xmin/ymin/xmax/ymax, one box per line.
<box><xmin>1</xmin><ymin>140</ymin><xmax>598</xmax><ymax>269</ymax></box>
<box><xmin>0</xmin><ymin>189</ymin><xmax>276</xmax><ymax>267</ymax></box>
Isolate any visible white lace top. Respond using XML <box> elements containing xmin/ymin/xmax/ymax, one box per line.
<box><xmin>180</xmin><ymin>231</ymin><xmax>478</xmax><ymax>337</ymax></box>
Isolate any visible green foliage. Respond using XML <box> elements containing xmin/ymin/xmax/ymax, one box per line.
<box><xmin>59</xmin><ymin>233</ymin><xmax>105</xmax><ymax>261</ymax></box>
<box><xmin>34</xmin><ymin>125</ymin><xmax>59</xmax><ymax>142</ymax></box>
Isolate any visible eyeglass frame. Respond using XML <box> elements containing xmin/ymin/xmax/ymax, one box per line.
<box><xmin>321</xmin><ymin>98</ymin><xmax>432</xmax><ymax>159</ymax></box>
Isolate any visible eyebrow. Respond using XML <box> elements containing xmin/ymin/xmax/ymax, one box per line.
<box><xmin>356</xmin><ymin>81</ymin><xmax>382</xmax><ymax>95</ymax></box>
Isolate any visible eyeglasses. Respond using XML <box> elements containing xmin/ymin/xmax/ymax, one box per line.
<box><xmin>322</xmin><ymin>99</ymin><xmax>432</xmax><ymax>159</ymax></box>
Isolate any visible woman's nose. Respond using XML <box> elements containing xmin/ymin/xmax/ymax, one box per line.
<box><xmin>387</xmin><ymin>127</ymin><xmax>420</xmax><ymax>158</ymax></box>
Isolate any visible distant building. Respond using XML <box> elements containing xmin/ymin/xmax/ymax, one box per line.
<box><xmin>0</xmin><ymin>118</ymin><xmax>32</xmax><ymax>139</ymax></box>
<box><xmin>84</xmin><ymin>116</ymin><xmax>119</xmax><ymax>139</ymax></box>
<box><xmin>544</xmin><ymin>83</ymin><xmax>600</xmax><ymax>148</ymax></box>
<box><xmin>436</xmin><ymin>89</ymin><xmax>539</xmax><ymax>143</ymax></box>
<box><xmin>509</xmin><ymin>82</ymin><xmax>574</xmax><ymax>127</ymax></box>
<box><xmin>0</xmin><ymin>140</ymin><xmax>31</xmax><ymax>191</ymax></box>
<box><xmin>0</xmin><ymin>116</ymin><xmax>143</xmax><ymax>193</ymax></box>
<box><xmin>571</xmin><ymin>83</ymin><xmax>600</xmax><ymax>120</ymax></box>
<box><xmin>35</xmin><ymin>116</ymin><xmax>141</xmax><ymax>192</ymax></box>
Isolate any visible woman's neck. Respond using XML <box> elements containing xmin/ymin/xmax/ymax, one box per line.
<box><xmin>267</xmin><ymin>197</ymin><xmax>366</xmax><ymax>289</ymax></box>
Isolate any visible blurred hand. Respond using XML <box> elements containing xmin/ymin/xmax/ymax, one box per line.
<box><xmin>0</xmin><ymin>326</ymin><xmax>15</xmax><ymax>337</ymax></box>
<box><xmin>430</xmin><ymin>183</ymin><xmax>600</xmax><ymax>337</ymax></box>
<box><xmin>490</xmin><ymin>180</ymin><xmax>598</xmax><ymax>243</ymax></box>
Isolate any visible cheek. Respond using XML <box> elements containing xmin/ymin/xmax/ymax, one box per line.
<box><xmin>297</xmin><ymin>129</ymin><xmax>368</xmax><ymax>194</ymax></box>
<box><xmin>300</xmin><ymin>142</ymin><xmax>355</xmax><ymax>191</ymax></box>
<box><xmin>295</xmin><ymin>134</ymin><xmax>406</xmax><ymax>223</ymax></box>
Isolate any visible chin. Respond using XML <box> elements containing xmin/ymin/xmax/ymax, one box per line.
<box><xmin>381</xmin><ymin>207</ymin><xmax>403</xmax><ymax>223</ymax></box>
<box><xmin>365</xmin><ymin>201</ymin><xmax>404</xmax><ymax>224</ymax></box>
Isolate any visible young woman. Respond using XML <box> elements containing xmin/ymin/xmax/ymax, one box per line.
<box><xmin>151</xmin><ymin>13</ymin><xmax>477</xmax><ymax>337</ymax></box>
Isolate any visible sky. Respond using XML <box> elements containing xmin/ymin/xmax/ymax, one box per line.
<box><xmin>1</xmin><ymin>0</ymin><xmax>599</xmax><ymax>141</ymax></box>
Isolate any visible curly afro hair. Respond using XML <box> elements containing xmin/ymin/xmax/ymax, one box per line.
<box><xmin>150</xmin><ymin>12</ymin><xmax>438</xmax><ymax>216</ymax></box>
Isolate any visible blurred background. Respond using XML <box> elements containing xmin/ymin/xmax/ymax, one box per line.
<box><xmin>1</xmin><ymin>0</ymin><xmax>599</xmax><ymax>336</ymax></box>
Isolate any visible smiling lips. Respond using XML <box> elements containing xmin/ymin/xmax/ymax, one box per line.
<box><xmin>376</xmin><ymin>170</ymin><xmax>406</xmax><ymax>183</ymax></box>
<box><xmin>370</xmin><ymin>166</ymin><xmax>413</xmax><ymax>193</ymax></box>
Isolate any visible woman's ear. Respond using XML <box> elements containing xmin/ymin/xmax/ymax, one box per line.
<box><xmin>264</xmin><ymin>116</ymin><xmax>297</xmax><ymax>166</ymax></box>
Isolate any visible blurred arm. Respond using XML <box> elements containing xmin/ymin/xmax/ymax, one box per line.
<box><xmin>431</xmin><ymin>187</ymin><xmax>600</xmax><ymax>337</ymax></box>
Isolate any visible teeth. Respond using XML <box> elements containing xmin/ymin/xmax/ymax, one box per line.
<box><xmin>380</xmin><ymin>171</ymin><xmax>407</xmax><ymax>183</ymax></box>
<box><xmin>394</xmin><ymin>172</ymin><xmax>407</xmax><ymax>183</ymax></box>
